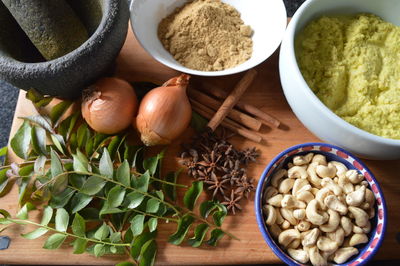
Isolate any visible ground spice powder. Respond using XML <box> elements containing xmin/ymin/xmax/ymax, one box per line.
<box><xmin>158</xmin><ymin>0</ymin><xmax>253</xmax><ymax>71</ymax></box>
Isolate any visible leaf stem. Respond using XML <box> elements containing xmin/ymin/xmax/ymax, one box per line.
<box><xmin>149</xmin><ymin>176</ymin><xmax>188</xmax><ymax>188</ymax></box>
<box><xmin>7</xmin><ymin>218</ymin><xmax>131</xmax><ymax>247</ymax></box>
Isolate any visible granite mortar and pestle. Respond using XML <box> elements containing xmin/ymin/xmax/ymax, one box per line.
<box><xmin>0</xmin><ymin>0</ymin><xmax>130</xmax><ymax>99</ymax></box>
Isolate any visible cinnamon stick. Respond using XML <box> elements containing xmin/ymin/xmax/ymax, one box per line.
<box><xmin>195</xmin><ymin>80</ymin><xmax>281</xmax><ymax>128</ymax></box>
<box><xmin>188</xmin><ymin>88</ymin><xmax>262</xmax><ymax>131</ymax></box>
<box><xmin>191</xmin><ymin>99</ymin><xmax>262</xmax><ymax>143</ymax></box>
<box><xmin>207</xmin><ymin>69</ymin><xmax>258</xmax><ymax>131</ymax></box>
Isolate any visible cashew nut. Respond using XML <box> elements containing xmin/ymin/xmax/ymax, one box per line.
<box><xmin>315</xmin><ymin>187</ymin><xmax>332</xmax><ymax>208</ymax></box>
<box><xmin>271</xmin><ymin>169</ymin><xmax>287</xmax><ymax>188</ymax></box>
<box><xmin>361</xmin><ymin>221</ymin><xmax>371</xmax><ymax>234</ymax></box>
<box><xmin>317</xmin><ymin>236</ymin><xmax>339</xmax><ymax>253</ymax></box>
<box><xmin>288</xmin><ymin>166</ymin><xmax>308</xmax><ymax>179</ymax></box>
<box><xmin>368</xmin><ymin>206</ymin><xmax>375</xmax><ymax>219</ymax></box>
<box><xmin>338</xmin><ymin>175</ymin><xmax>354</xmax><ymax>194</ymax></box>
<box><xmin>307</xmin><ymin>162</ymin><xmax>323</xmax><ymax>188</ymax></box>
<box><xmin>302</xmin><ymin>228</ymin><xmax>320</xmax><ymax>247</ymax></box>
<box><xmin>278</xmin><ymin>229</ymin><xmax>300</xmax><ymax>248</ymax></box>
<box><xmin>264</xmin><ymin>186</ymin><xmax>278</xmax><ymax>200</ymax></box>
<box><xmin>348</xmin><ymin>206</ymin><xmax>369</xmax><ymax>227</ymax></box>
<box><xmin>308</xmin><ymin>245</ymin><xmax>328</xmax><ymax>266</ymax></box>
<box><xmin>264</xmin><ymin>205</ymin><xmax>277</xmax><ymax>225</ymax></box>
<box><xmin>288</xmin><ymin>248</ymin><xmax>309</xmax><ymax>264</ymax></box>
<box><xmin>281</xmin><ymin>195</ymin><xmax>306</xmax><ymax>209</ymax></box>
<box><xmin>288</xmin><ymin>239</ymin><xmax>301</xmax><ymax>249</ymax></box>
<box><xmin>297</xmin><ymin>190</ymin><xmax>315</xmax><ymax>203</ymax></box>
<box><xmin>275</xmin><ymin>208</ymin><xmax>285</xmax><ymax>225</ymax></box>
<box><xmin>319</xmin><ymin>209</ymin><xmax>340</xmax><ymax>233</ymax></box>
<box><xmin>316</xmin><ymin>163</ymin><xmax>336</xmax><ymax>178</ymax></box>
<box><xmin>324</xmin><ymin>195</ymin><xmax>347</xmax><ymax>215</ymax></box>
<box><xmin>297</xmin><ymin>220</ymin><xmax>311</xmax><ymax>232</ymax></box>
<box><xmin>360</xmin><ymin>202</ymin><xmax>370</xmax><ymax>210</ymax></box>
<box><xmin>340</xmin><ymin>216</ymin><xmax>353</xmax><ymax>236</ymax></box>
<box><xmin>346</xmin><ymin>185</ymin><xmax>365</xmax><ymax>207</ymax></box>
<box><xmin>365</xmin><ymin>188</ymin><xmax>375</xmax><ymax>207</ymax></box>
<box><xmin>312</xmin><ymin>154</ymin><xmax>327</xmax><ymax>166</ymax></box>
<box><xmin>321</xmin><ymin>178</ymin><xmax>342</xmax><ymax>196</ymax></box>
<box><xmin>270</xmin><ymin>224</ymin><xmax>282</xmax><ymax>239</ymax></box>
<box><xmin>345</xmin><ymin>170</ymin><xmax>364</xmax><ymax>184</ymax></box>
<box><xmin>293</xmin><ymin>155</ymin><xmax>311</xmax><ymax>166</ymax></box>
<box><xmin>333</xmin><ymin>247</ymin><xmax>358</xmax><ymax>264</ymax></box>
<box><xmin>330</xmin><ymin>161</ymin><xmax>348</xmax><ymax>178</ymax></box>
<box><xmin>349</xmin><ymin>233</ymin><xmax>368</xmax><ymax>247</ymax></box>
<box><xmin>266</xmin><ymin>194</ymin><xmax>283</xmax><ymax>207</ymax></box>
<box><xmin>352</xmin><ymin>225</ymin><xmax>364</xmax><ymax>234</ymax></box>
<box><xmin>310</xmin><ymin>187</ymin><xmax>320</xmax><ymax>196</ymax></box>
<box><xmin>280</xmin><ymin>208</ymin><xmax>298</xmax><ymax>225</ymax></box>
<box><xmin>293</xmin><ymin>209</ymin><xmax>306</xmax><ymax>220</ymax></box>
<box><xmin>281</xmin><ymin>220</ymin><xmax>291</xmax><ymax>230</ymax></box>
<box><xmin>306</xmin><ymin>199</ymin><xmax>329</xmax><ymax>225</ymax></box>
<box><xmin>327</xmin><ymin>227</ymin><xmax>345</xmax><ymax>246</ymax></box>
<box><xmin>292</xmin><ymin>178</ymin><xmax>310</xmax><ymax>195</ymax></box>
<box><xmin>278</xmin><ymin>178</ymin><xmax>295</xmax><ymax>194</ymax></box>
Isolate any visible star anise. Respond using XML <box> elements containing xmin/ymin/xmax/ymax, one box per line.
<box><xmin>199</xmin><ymin>150</ymin><xmax>222</xmax><ymax>174</ymax></box>
<box><xmin>235</xmin><ymin>174</ymin><xmax>255</xmax><ymax>198</ymax></box>
<box><xmin>239</xmin><ymin>147</ymin><xmax>259</xmax><ymax>165</ymax></box>
<box><xmin>222</xmin><ymin>190</ymin><xmax>242</xmax><ymax>215</ymax></box>
<box><xmin>180</xmin><ymin>149</ymin><xmax>202</xmax><ymax>178</ymax></box>
<box><xmin>205</xmin><ymin>172</ymin><xmax>229</xmax><ymax>198</ymax></box>
<box><xmin>221</xmin><ymin>160</ymin><xmax>245</xmax><ymax>185</ymax></box>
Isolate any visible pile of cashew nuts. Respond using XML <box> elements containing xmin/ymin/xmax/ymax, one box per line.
<box><xmin>263</xmin><ymin>153</ymin><xmax>376</xmax><ymax>265</ymax></box>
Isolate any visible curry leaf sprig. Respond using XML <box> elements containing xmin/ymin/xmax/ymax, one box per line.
<box><xmin>0</xmin><ymin>91</ymin><xmax>236</xmax><ymax>266</ymax></box>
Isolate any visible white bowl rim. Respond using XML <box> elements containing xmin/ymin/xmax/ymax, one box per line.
<box><xmin>285</xmin><ymin>0</ymin><xmax>400</xmax><ymax>146</ymax></box>
<box><xmin>129</xmin><ymin>0</ymin><xmax>287</xmax><ymax>76</ymax></box>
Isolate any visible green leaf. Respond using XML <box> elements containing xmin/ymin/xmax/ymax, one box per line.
<box><xmin>148</xmin><ymin>218</ymin><xmax>158</xmax><ymax>232</ymax></box>
<box><xmin>72</xmin><ymin>153</ymin><xmax>88</xmax><ymax>173</ymax></box>
<box><xmin>50</xmin><ymin>149</ymin><xmax>63</xmax><ymax>177</ymax></box>
<box><xmin>139</xmin><ymin>239</ymin><xmax>157</xmax><ymax>266</ymax></box>
<box><xmin>110</xmin><ymin>232</ymin><xmax>122</xmax><ymax>243</ymax></box>
<box><xmin>146</xmin><ymin>198</ymin><xmax>160</xmax><ymax>213</ymax></box>
<box><xmin>21</xmin><ymin>115</ymin><xmax>53</xmax><ymax>133</ymax></box>
<box><xmin>41</xmin><ymin>206</ymin><xmax>53</xmax><ymax>226</ymax></box>
<box><xmin>116</xmin><ymin>262</ymin><xmax>135</xmax><ymax>266</ymax></box>
<box><xmin>0</xmin><ymin>146</ymin><xmax>7</xmax><ymax>157</ymax></box>
<box><xmin>94</xmin><ymin>243</ymin><xmax>106</xmax><ymax>257</ymax></box>
<box><xmin>69</xmin><ymin>174</ymin><xmax>86</xmax><ymax>189</ymax></box>
<box><xmin>168</xmin><ymin>214</ymin><xmax>195</xmax><ymax>245</ymax></box>
<box><xmin>51</xmin><ymin>134</ymin><xmax>65</xmax><ymax>154</ymax></box>
<box><xmin>52</xmin><ymin>173</ymin><xmax>68</xmax><ymax>195</ymax></box>
<box><xmin>72</xmin><ymin>213</ymin><xmax>86</xmax><ymax>237</ymax></box>
<box><xmin>80</xmin><ymin>176</ymin><xmax>106</xmax><ymax>195</ymax></box>
<box><xmin>49</xmin><ymin>188</ymin><xmax>75</xmax><ymax>208</ymax></box>
<box><xmin>70</xmin><ymin>193</ymin><xmax>92</xmax><ymax>213</ymax></box>
<box><xmin>200</xmin><ymin>201</ymin><xmax>218</xmax><ymax>219</ymax></box>
<box><xmin>130</xmin><ymin>231</ymin><xmax>156</xmax><ymax>259</ymax></box>
<box><xmin>132</xmin><ymin>147</ymin><xmax>144</xmax><ymax>171</ymax></box>
<box><xmin>136</xmin><ymin>171</ymin><xmax>150</xmax><ymax>192</ymax></box>
<box><xmin>0</xmin><ymin>209</ymin><xmax>11</xmax><ymax>218</ymax></box>
<box><xmin>55</xmin><ymin>208</ymin><xmax>69</xmax><ymax>232</ymax></box>
<box><xmin>190</xmin><ymin>111</ymin><xmax>207</xmax><ymax>133</ymax></box>
<box><xmin>59</xmin><ymin>112</ymin><xmax>80</xmax><ymax>140</ymax></box>
<box><xmin>183</xmin><ymin>181</ymin><xmax>203</xmax><ymax>211</ymax></box>
<box><xmin>50</xmin><ymin>101</ymin><xmax>72</xmax><ymax>125</ymax></box>
<box><xmin>77</xmin><ymin>124</ymin><xmax>90</xmax><ymax>149</ymax></box>
<box><xmin>0</xmin><ymin>169</ymin><xmax>9</xmax><ymax>194</ymax></box>
<box><xmin>130</xmin><ymin>214</ymin><xmax>145</xmax><ymax>236</ymax></box>
<box><xmin>206</xmin><ymin>229</ymin><xmax>225</xmax><ymax>246</ymax></box>
<box><xmin>10</xmin><ymin>120</ymin><xmax>32</xmax><ymax>159</ymax></box>
<box><xmin>19</xmin><ymin>164</ymin><xmax>34</xmax><ymax>176</ymax></box>
<box><xmin>21</xmin><ymin>227</ymin><xmax>49</xmax><ymax>240</ymax></box>
<box><xmin>18</xmin><ymin>176</ymin><xmax>30</xmax><ymax>205</ymax></box>
<box><xmin>108</xmin><ymin>135</ymin><xmax>123</xmax><ymax>160</ymax></box>
<box><xmin>26</xmin><ymin>89</ymin><xmax>53</xmax><ymax>107</ymax></box>
<box><xmin>34</xmin><ymin>155</ymin><xmax>47</xmax><ymax>174</ymax></box>
<box><xmin>31</xmin><ymin>126</ymin><xmax>47</xmax><ymax>155</ymax></box>
<box><xmin>126</xmin><ymin>192</ymin><xmax>145</xmax><ymax>209</ymax></box>
<box><xmin>43</xmin><ymin>233</ymin><xmax>67</xmax><ymax>249</ymax></box>
<box><xmin>188</xmin><ymin>223</ymin><xmax>209</xmax><ymax>247</ymax></box>
<box><xmin>100</xmin><ymin>148</ymin><xmax>113</xmax><ymax>178</ymax></box>
<box><xmin>162</xmin><ymin>170</ymin><xmax>181</xmax><ymax>201</ymax></box>
<box><xmin>85</xmin><ymin>137</ymin><xmax>94</xmax><ymax>157</ymax></box>
<box><xmin>143</xmin><ymin>151</ymin><xmax>164</xmax><ymax>176</ymax></box>
<box><xmin>16</xmin><ymin>202</ymin><xmax>36</xmax><ymax>219</ymax></box>
<box><xmin>72</xmin><ymin>238</ymin><xmax>88</xmax><ymax>254</ymax></box>
<box><xmin>107</xmin><ymin>185</ymin><xmax>126</xmax><ymax>208</ymax></box>
<box><xmin>116</xmin><ymin>160</ymin><xmax>130</xmax><ymax>187</ymax></box>
<box><xmin>213</xmin><ymin>210</ymin><xmax>227</xmax><ymax>227</ymax></box>
<box><xmin>94</xmin><ymin>223</ymin><xmax>109</xmax><ymax>240</ymax></box>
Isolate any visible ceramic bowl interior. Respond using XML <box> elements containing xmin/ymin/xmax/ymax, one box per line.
<box><xmin>130</xmin><ymin>0</ymin><xmax>287</xmax><ymax>76</ymax></box>
<box><xmin>255</xmin><ymin>143</ymin><xmax>387</xmax><ymax>265</ymax></box>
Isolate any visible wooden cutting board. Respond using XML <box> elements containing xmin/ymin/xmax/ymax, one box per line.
<box><xmin>2</xmin><ymin>28</ymin><xmax>400</xmax><ymax>265</ymax></box>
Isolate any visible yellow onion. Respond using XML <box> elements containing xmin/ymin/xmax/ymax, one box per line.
<box><xmin>82</xmin><ymin>77</ymin><xmax>138</xmax><ymax>134</ymax></box>
<box><xmin>136</xmin><ymin>74</ymin><xmax>192</xmax><ymax>146</ymax></box>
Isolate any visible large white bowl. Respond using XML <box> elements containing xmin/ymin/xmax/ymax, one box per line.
<box><xmin>279</xmin><ymin>0</ymin><xmax>400</xmax><ymax>160</ymax></box>
<box><xmin>130</xmin><ymin>0</ymin><xmax>287</xmax><ymax>76</ymax></box>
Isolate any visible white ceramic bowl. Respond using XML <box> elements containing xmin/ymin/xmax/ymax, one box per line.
<box><xmin>279</xmin><ymin>0</ymin><xmax>400</xmax><ymax>160</ymax></box>
<box><xmin>130</xmin><ymin>0</ymin><xmax>287</xmax><ymax>76</ymax></box>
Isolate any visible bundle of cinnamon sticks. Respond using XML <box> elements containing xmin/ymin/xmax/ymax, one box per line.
<box><xmin>188</xmin><ymin>69</ymin><xmax>281</xmax><ymax>143</ymax></box>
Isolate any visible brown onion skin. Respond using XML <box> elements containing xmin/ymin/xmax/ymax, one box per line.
<box><xmin>136</xmin><ymin>74</ymin><xmax>191</xmax><ymax>146</ymax></box>
<box><xmin>82</xmin><ymin>77</ymin><xmax>138</xmax><ymax>134</ymax></box>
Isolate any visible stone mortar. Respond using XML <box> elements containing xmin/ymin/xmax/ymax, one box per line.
<box><xmin>0</xmin><ymin>0</ymin><xmax>129</xmax><ymax>99</ymax></box>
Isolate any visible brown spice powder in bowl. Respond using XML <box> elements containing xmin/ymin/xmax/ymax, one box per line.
<box><xmin>158</xmin><ymin>0</ymin><xmax>253</xmax><ymax>71</ymax></box>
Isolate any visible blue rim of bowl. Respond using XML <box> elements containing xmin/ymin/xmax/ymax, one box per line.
<box><xmin>254</xmin><ymin>142</ymin><xmax>387</xmax><ymax>266</ymax></box>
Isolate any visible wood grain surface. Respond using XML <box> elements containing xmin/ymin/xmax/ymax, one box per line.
<box><xmin>2</xmin><ymin>28</ymin><xmax>400</xmax><ymax>265</ymax></box>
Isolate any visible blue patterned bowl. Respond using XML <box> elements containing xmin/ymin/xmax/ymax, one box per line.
<box><xmin>254</xmin><ymin>143</ymin><xmax>387</xmax><ymax>265</ymax></box>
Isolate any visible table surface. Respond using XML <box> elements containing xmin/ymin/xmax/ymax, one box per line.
<box><xmin>1</xmin><ymin>24</ymin><xmax>400</xmax><ymax>265</ymax></box>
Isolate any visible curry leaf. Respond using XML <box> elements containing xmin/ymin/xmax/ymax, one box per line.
<box><xmin>31</xmin><ymin>126</ymin><xmax>47</xmax><ymax>155</ymax></box>
<box><xmin>34</xmin><ymin>155</ymin><xmax>47</xmax><ymax>174</ymax></box>
<box><xmin>206</xmin><ymin>229</ymin><xmax>225</xmax><ymax>246</ymax></box>
<box><xmin>70</xmin><ymin>193</ymin><xmax>92</xmax><ymax>213</ymax></box>
<box><xmin>136</xmin><ymin>171</ymin><xmax>150</xmax><ymax>192</ymax></box>
<box><xmin>168</xmin><ymin>214</ymin><xmax>195</xmax><ymax>245</ymax></box>
<box><xmin>49</xmin><ymin>188</ymin><xmax>75</xmax><ymax>209</ymax></box>
<box><xmin>41</xmin><ymin>206</ymin><xmax>53</xmax><ymax>226</ymax></box>
<box><xmin>72</xmin><ymin>154</ymin><xmax>88</xmax><ymax>173</ymax></box>
<box><xmin>72</xmin><ymin>213</ymin><xmax>86</xmax><ymax>237</ymax></box>
<box><xmin>10</xmin><ymin>121</ymin><xmax>32</xmax><ymax>159</ymax></box>
<box><xmin>200</xmin><ymin>201</ymin><xmax>218</xmax><ymax>219</ymax></box>
<box><xmin>143</xmin><ymin>151</ymin><xmax>164</xmax><ymax>176</ymax></box>
<box><xmin>94</xmin><ymin>223</ymin><xmax>110</xmax><ymax>240</ymax></box>
<box><xmin>0</xmin><ymin>146</ymin><xmax>7</xmax><ymax>157</ymax></box>
<box><xmin>188</xmin><ymin>223</ymin><xmax>209</xmax><ymax>247</ymax></box>
<box><xmin>139</xmin><ymin>239</ymin><xmax>157</xmax><ymax>266</ymax></box>
<box><xmin>77</xmin><ymin>124</ymin><xmax>90</xmax><ymax>150</ymax></box>
<box><xmin>213</xmin><ymin>210</ymin><xmax>227</xmax><ymax>227</ymax></box>
<box><xmin>80</xmin><ymin>176</ymin><xmax>106</xmax><ymax>195</ymax></box>
<box><xmin>50</xmin><ymin>150</ymin><xmax>63</xmax><ymax>177</ymax></box>
<box><xmin>55</xmin><ymin>208</ymin><xmax>69</xmax><ymax>232</ymax></box>
<box><xmin>99</xmin><ymin>148</ymin><xmax>113</xmax><ymax>178</ymax></box>
<box><xmin>72</xmin><ymin>238</ymin><xmax>88</xmax><ymax>254</ymax></box>
<box><xmin>130</xmin><ymin>214</ymin><xmax>145</xmax><ymax>236</ymax></box>
<box><xmin>130</xmin><ymin>231</ymin><xmax>156</xmax><ymax>259</ymax></box>
<box><xmin>93</xmin><ymin>243</ymin><xmax>106</xmax><ymax>257</ymax></box>
<box><xmin>148</xmin><ymin>218</ymin><xmax>158</xmax><ymax>232</ymax></box>
<box><xmin>107</xmin><ymin>185</ymin><xmax>126</xmax><ymax>208</ymax></box>
<box><xmin>50</xmin><ymin>101</ymin><xmax>72</xmax><ymax>126</ymax></box>
<box><xmin>183</xmin><ymin>181</ymin><xmax>203</xmax><ymax>211</ymax></box>
<box><xmin>116</xmin><ymin>160</ymin><xmax>130</xmax><ymax>187</ymax></box>
<box><xmin>126</xmin><ymin>192</ymin><xmax>145</xmax><ymax>209</ymax></box>
<box><xmin>21</xmin><ymin>227</ymin><xmax>49</xmax><ymax>240</ymax></box>
<box><xmin>16</xmin><ymin>202</ymin><xmax>36</xmax><ymax>219</ymax></box>
<box><xmin>21</xmin><ymin>115</ymin><xmax>53</xmax><ymax>133</ymax></box>
<box><xmin>162</xmin><ymin>170</ymin><xmax>181</xmax><ymax>201</ymax></box>
<box><xmin>50</xmin><ymin>134</ymin><xmax>65</xmax><ymax>154</ymax></box>
<box><xmin>146</xmin><ymin>198</ymin><xmax>160</xmax><ymax>213</ymax></box>
<box><xmin>43</xmin><ymin>233</ymin><xmax>67</xmax><ymax>249</ymax></box>
<box><xmin>108</xmin><ymin>135</ymin><xmax>123</xmax><ymax>160</ymax></box>
<box><xmin>0</xmin><ymin>169</ymin><xmax>9</xmax><ymax>194</ymax></box>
